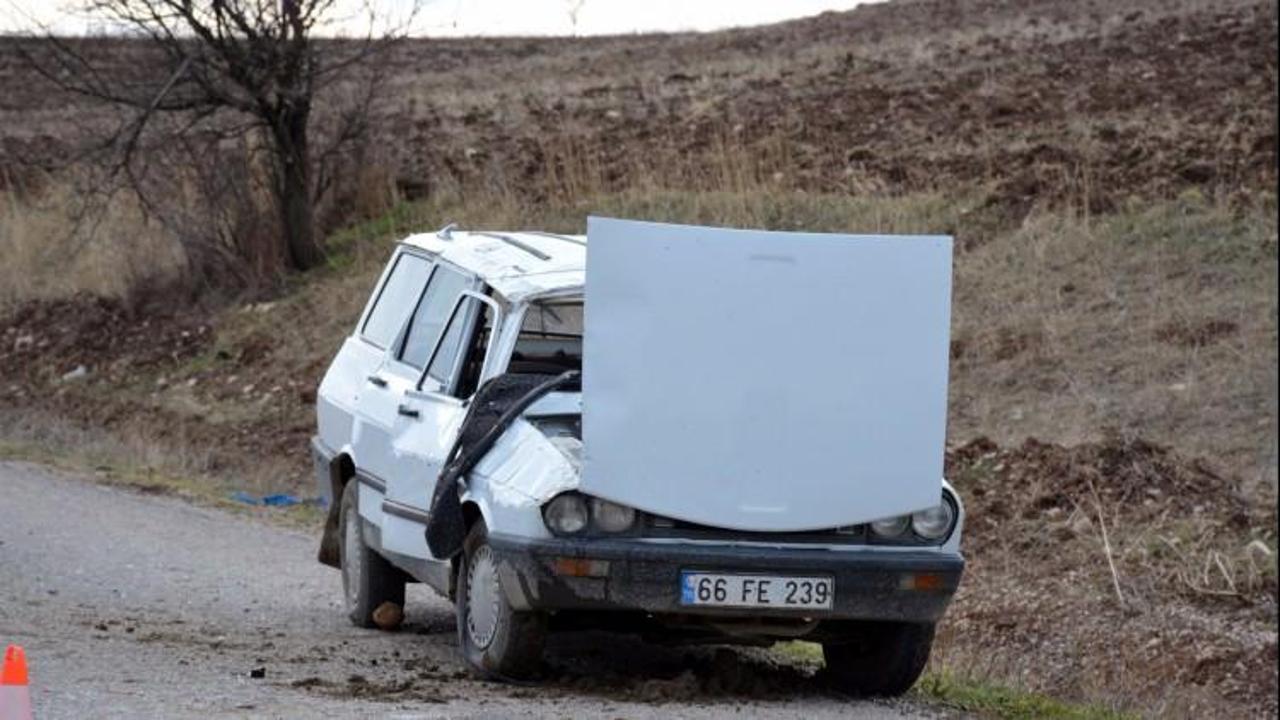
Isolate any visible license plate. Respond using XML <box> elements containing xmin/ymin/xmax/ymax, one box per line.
<box><xmin>679</xmin><ymin>572</ymin><xmax>834</xmax><ymax>609</ymax></box>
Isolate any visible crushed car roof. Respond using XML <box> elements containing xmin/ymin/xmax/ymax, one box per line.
<box><xmin>402</xmin><ymin>229</ymin><xmax>585</xmax><ymax>302</ymax></box>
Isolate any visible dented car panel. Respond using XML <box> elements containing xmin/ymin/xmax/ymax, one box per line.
<box><xmin>471</xmin><ymin>418</ymin><xmax>582</xmax><ymax>509</ymax></box>
<box><xmin>314</xmin><ymin>222</ymin><xmax>965</xmax><ymax>689</ymax></box>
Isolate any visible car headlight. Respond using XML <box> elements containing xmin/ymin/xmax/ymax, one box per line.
<box><xmin>869</xmin><ymin>515</ymin><xmax>909</xmax><ymax>538</ymax></box>
<box><xmin>590</xmin><ymin>498</ymin><xmax>636</xmax><ymax>533</ymax></box>
<box><xmin>911</xmin><ymin>501</ymin><xmax>956</xmax><ymax>540</ymax></box>
<box><xmin>544</xmin><ymin>494</ymin><xmax>589</xmax><ymax>535</ymax></box>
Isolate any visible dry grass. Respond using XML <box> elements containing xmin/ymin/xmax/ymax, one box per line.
<box><xmin>1148</xmin><ymin>517</ymin><xmax>1276</xmax><ymax>601</ymax></box>
<box><xmin>3</xmin><ymin>166</ymin><xmax>1274</xmax><ymax>492</ymax></box>
<box><xmin>950</xmin><ymin>192</ymin><xmax>1278</xmax><ymax>489</ymax></box>
<box><xmin>0</xmin><ymin>405</ymin><xmax>311</xmax><ymax>512</ymax></box>
<box><xmin>0</xmin><ymin>185</ymin><xmax>185</xmax><ymax>309</ymax></box>
<box><xmin>0</xmin><ymin>406</ymin><xmax>213</xmax><ymax>478</ymax></box>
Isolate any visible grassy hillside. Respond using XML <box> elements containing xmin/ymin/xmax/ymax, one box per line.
<box><xmin>2</xmin><ymin>186</ymin><xmax>1275</xmax><ymax>717</ymax></box>
<box><xmin>0</xmin><ymin>0</ymin><xmax>1276</xmax><ymax>716</ymax></box>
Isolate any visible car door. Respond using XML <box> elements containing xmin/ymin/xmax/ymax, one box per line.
<box><xmin>374</xmin><ymin>263</ymin><xmax>484</xmax><ymax>560</ymax></box>
<box><xmin>347</xmin><ymin>249</ymin><xmax>434</xmax><ymax>524</ymax></box>
<box><xmin>316</xmin><ymin>250</ymin><xmax>414</xmax><ymax>469</ymax></box>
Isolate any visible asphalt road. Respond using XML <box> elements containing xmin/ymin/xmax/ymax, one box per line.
<box><xmin>0</xmin><ymin>462</ymin><xmax>932</xmax><ymax>719</ymax></box>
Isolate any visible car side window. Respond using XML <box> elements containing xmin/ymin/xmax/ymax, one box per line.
<box><xmin>430</xmin><ymin>296</ymin><xmax>496</xmax><ymax>398</ymax></box>
<box><xmin>425</xmin><ymin>297</ymin><xmax>474</xmax><ymax>388</ymax></box>
<box><xmin>361</xmin><ymin>253</ymin><xmax>431</xmax><ymax>349</ymax></box>
<box><xmin>398</xmin><ymin>265</ymin><xmax>470</xmax><ymax>371</ymax></box>
<box><xmin>453</xmin><ymin>298</ymin><xmax>496</xmax><ymax>399</ymax></box>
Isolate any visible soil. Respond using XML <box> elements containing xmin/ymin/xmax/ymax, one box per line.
<box><xmin>943</xmin><ymin>436</ymin><xmax>1277</xmax><ymax>717</ymax></box>
<box><xmin>0</xmin><ymin>294</ymin><xmax>315</xmax><ymax>476</ymax></box>
<box><xmin>2</xmin><ymin>0</ymin><xmax>1276</xmax><ymax>225</ymax></box>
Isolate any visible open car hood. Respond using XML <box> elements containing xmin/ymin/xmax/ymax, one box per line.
<box><xmin>580</xmin><ymin>218</ymin><xmax>953</xmax><ymax>532</ymax></box>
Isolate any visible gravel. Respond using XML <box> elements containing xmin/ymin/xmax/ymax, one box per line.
<box><xmin>0</xmin><ymin>462</ymin><xmax>933</xmax><ymax>719</ymax></box>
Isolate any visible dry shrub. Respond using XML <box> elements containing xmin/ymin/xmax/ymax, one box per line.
<box><xmin>0</xmin><ymin>182</ymin><xmax>184</xmax><ymax>309</ymax></box>
<box><xmin>121</xmin><ymin>136</ymin><xmax>285</xmax><ymax>295</ymax></box>
<box><xmin>340</xmin><ymin>161</ymin><xmax>402</xmax><ymax>224</ymax></box>
<box><xmin>0</xmin><ymin>138</ymin><xmax>292</xmax><ymax>308</ymax></box>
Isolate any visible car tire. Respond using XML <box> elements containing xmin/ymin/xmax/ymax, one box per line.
<box><xmin>823</xmin><ymin>621</ymin><xmax>935</xmax><ymax>697</ymax></box>
<box><xmin>456</xmin><ymin>521</ymin><xmax>547</xmax><ymax>680</ymax></box>
<box><xmin>339</xmin><ymin>479</ymin><xmax>406</xmax><ymax>628</ymax></box>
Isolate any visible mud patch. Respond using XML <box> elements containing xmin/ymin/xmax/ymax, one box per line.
<box><xmin>947</xmin><ymin>435</ymin><xmax>1254</xmax><ymax>527</ymax></box>
<box><xmin>542</xmin><ymin>633</ymin><xmax>827</xmax><ymax>703</ymax></box>
<box><xmin>296</xmin><ymin>673</ymin><xmax>452</xmax><ymax>703</ymax></box>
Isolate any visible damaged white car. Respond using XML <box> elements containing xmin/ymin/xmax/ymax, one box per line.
<box><xmin>312</xmin><ymin>218</ymin><xmax>964</xmax><ymax>696</ymax></box>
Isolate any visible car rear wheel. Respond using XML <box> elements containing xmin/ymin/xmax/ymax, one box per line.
<box><xmin>339</xmin><ymin>479</ymin><xmax>405</xmax><ymax>628</ymax></box>
<box><xmin>456</xmin><ymin>521</ymin><xmax>547</xmax><ymax>680</ymax></box>
<box><xmin>823</xmin><ymin>621</ymin><xmax>935</xmax><ymax>696</ymax></box>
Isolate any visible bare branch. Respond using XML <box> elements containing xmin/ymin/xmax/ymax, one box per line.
<box><xmin>16</xmin><ymin>0</ymin><xmax>421</xmax><ymax>283</ymax></box>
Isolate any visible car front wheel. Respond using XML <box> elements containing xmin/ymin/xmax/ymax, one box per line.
<box><xmin>456</xmin><ymin>521</ymin><xmax>547</xmax><ymax>679</ymax></box>
<box><xmin>823</xmin><ymin>621</ymin><xmax>935</xmax><ymax>696</ymax></box>
<box><xmin>339</xmin><ymin>479</ymin><xmax>406</xmax><ymax>627</ymax></box>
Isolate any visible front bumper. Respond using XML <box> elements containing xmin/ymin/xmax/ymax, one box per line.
<box><xmin>489</xmin><ymin>533</ymin><xmax>964</xmax><ymax>623</ymax></box>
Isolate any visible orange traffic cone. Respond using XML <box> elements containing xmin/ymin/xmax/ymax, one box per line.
<box><xmin>0</xmin><ymin>645</ymin><xmax>32</xmax><ymax>720</ymax></box>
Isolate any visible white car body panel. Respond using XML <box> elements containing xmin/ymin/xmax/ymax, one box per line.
<box><xmin>316</xmin><ymin>336</ymin><xmax>382</xmax><ymax>467</ymax></box>
<box><xmin>381</xmin><ymin>389</ymin><xmax>468</xmax><ymax>559</ymax></box>
<box><xmin>472</xmin><ymin>419</ymin><xmax>581</xmax><ymax>506</ymax></box>
<box><xmin>401</xmin><ymin>231</ymin><xmax>585</xmax><ymax>304</ymax></box>
<box><xmin>357</xmin><ymin>483</ymin><xmax>385</xmax><ymax>527</ymax></box>
<box><xmin>582</xmin><ymin>218</ymin><xmax>954</xmax><ymax>531</ymax></box>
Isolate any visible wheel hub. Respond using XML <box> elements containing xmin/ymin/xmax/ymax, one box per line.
<box><xmin>466</xmin><ymin>545</ymin><xmax>501</xmax><ymax>649</ymax></box>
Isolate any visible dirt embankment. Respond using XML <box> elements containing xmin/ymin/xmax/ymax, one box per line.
<box><xmin>0</xmin><ymin>295</ymin><xmax>315</xmax><ymax>478</ymax></box>
<box><xmin>944</xmin><ymin>437</ymin><xmax>1277</xmax><ymax>717</ymax></box>
<box><xmin>1</xmin><ymin>292</ymin><xmax>1275</xmax><ymax>716</ymax></box>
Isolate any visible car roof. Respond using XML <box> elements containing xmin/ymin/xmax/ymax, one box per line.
<box><xmin>401</xmin><ymin>229</ymin><xmax>585</xmax><ymax>303</ymax></box>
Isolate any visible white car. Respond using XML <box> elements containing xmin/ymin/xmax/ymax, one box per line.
<box><xmin>313</xmin><ymin>219</ymin><xmax>964</xmax><ymax>696</ymax></box>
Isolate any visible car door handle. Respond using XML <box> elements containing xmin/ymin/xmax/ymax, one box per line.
<box><xmin>367</xmin><ymin>374</ymin><xmax>388</xmax><ymax>388</ymax></box>
<box><xmin>397</xmin><ymin>404</ymin><xmax>420</xmax><ymax>419</ymax></box>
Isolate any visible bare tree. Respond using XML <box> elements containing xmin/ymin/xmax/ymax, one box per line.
<box><xmin>23</xmin><ymin>0</ymin><xmax>416</xmax><ymax>278</ymax></box>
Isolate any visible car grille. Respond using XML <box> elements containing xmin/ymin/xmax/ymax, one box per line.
<box><xmin>639</xmin><ymin>516</ymin><xmax>869</xmax><ymax>545</ymax></box>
